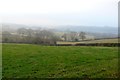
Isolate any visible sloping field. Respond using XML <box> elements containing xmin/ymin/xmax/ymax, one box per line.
<box><xmin>2</xmin><ymin>43</ymin><xmax>118</xmax><ymax>78</ymax></box>
<box><xmin>57</xmin><ymin>38</ymin><xmax>119</xmax><ymax>45</ymax></box>
<box><xmin>76</xmin><ymin>38</ymin><xmax>119</xmax><ymax>43</ymax></box>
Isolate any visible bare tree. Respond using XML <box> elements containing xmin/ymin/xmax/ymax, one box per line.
<box><xmin>33</xmin><ymin>29</ymin><xmax>60</xmax><ymax>45</ymax></box>
<box><xmin>2</xmin><ymin>31</ymin><xmax>12</xmax><ymax>42</ymax></box>
<box><xmin>3</xmin><ymin>27</ymin><xmax>60</xmax><ymax>45</ymax></box>
<box><xmin>79</xmin><ymin>32</ymin><xmax>86</xmax><ymax>41</ymax></box>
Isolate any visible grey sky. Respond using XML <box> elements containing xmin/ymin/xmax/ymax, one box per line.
<box><xmin>0</xmin><ymin>0</ymin><xmax>119</xmax><ymax>27</ymax></box>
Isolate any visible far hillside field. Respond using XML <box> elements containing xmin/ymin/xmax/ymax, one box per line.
<box><xmin>2</xmin><ymin>43</ymin><xmax>118</xmax><ymax>78</ymax></box>
<box><xmin>57</xmin><ymin>38</ymin><xmax>119</xmax><ymax>45</ymax></box>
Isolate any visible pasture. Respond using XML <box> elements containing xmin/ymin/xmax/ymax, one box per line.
<box><xmin>0</xmin><ymin>43</ymin><xmax>2</xmax><ymax>79</ymax></box>
<box><xmin>57</xmin><ymin>38</ymin><xmax>119</xmax><ymax>45</ymax></box>
<box><xmin>2</xmin><ymin>43</ymin><xmax>118</xmax><ymax>78</ymax></box>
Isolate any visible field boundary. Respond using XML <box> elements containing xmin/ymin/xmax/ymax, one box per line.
<box><xmin>56</xmin><ymin>43</ymin><xmax>120</xmax><ymax>47</ymax></box>
<box><xmin>2</xmin><ymin>42</ymin><xmax>120</xmax><ymax>47</ymax></box>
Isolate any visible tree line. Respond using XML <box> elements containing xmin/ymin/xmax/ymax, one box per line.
<box><xmin>2</xmin><ymin>28</ymin><xmax>87</xmax><ymax>45</ymax></box>
<box><xmin>2</xmin><ymin>28</ymin><xmax>60</xmax><ymax>45</ymax></box>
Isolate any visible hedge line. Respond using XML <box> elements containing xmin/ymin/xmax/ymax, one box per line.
<box><xmin>56</xmin><ymin>43</ymin><xmax>120</xmax><ymax>47</ymax></box>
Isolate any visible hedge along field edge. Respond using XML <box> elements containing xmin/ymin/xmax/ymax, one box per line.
<box><xmin>0</xmin><ymin>23</ymin><xmax>2</xmax><ymax>79</ymax></box>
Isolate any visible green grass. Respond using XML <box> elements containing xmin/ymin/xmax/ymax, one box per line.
<box><xmin>0</xmin><ymin>43</ymin><xmax>2</xmax><ymax>79</ymax></box>
<box><xmin>2</xmin><ymin>43</ymin><xmax>118</xmax><ymax>78</ymax></box>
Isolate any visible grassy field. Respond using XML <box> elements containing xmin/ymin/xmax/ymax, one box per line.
<box><xmin>2</xmin><ymin>43</ymin><xmax>118</xmax><ymax>78</ymax></box>
<box><xmin>57</xmin><ymin>38</ymin><xmax>119</xmax><ymax>45</ymax></box>
<box><xmin>0</xmin><ymin>43</ymin><xmax>2</xmax><ymax>79</ymax></box>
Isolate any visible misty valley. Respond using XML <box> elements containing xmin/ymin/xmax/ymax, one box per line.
<box><xmin>1</xmin><ymin>23</ymin><xmax>118</xmax><ymax>46</ymax></box>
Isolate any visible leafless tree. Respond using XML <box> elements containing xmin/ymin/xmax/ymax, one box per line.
<box><xmin>79</xmin><ymin>32</ymin><xmax>86</xmax><ymax>41</ymax></box>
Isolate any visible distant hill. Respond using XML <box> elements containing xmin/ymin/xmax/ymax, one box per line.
<box><xmin>2</xmin><ymin>23</ymin><xmax>28</xmax><ymax>32</ymax></box>
<box><xmin>54</xmin><ymin>25</ymin><xmax>118</xmax><ymax>34</ymax></box>
<box><xmin>54</xmin><ymin>25</ymin><xmax>118</xmax><ymax>39</ymax></box>
<box><xmin>1</xmin><ymin>23</ymin><xmax>118</xmax><ymax>39</ymax></box>
<box><xmin>86</xmin><ymin>32</ymin><xmax>118</xmax><ymax>39</ymax></box>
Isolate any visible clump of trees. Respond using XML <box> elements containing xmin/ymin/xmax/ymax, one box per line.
<box><xmin>2</xmin><ymin>27</ymin><xmax>89</xmax><ymax>45</ymax></box>
<box><xmin>79</xmin><ymin>32</ymin><xmax>86</xmax><ymax>41</ymax></box>
<box><xmin>62</xmin><ymin>31</ymin><xmax>86</xmax><ymax>41</ymax></box>
<box><xmin>2</xmin><ymin>28</ymin><xmax>60</xmax><ymax>45</ymax></box>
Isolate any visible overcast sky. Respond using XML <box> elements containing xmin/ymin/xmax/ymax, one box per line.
<box><xmin>0</xmin><ymin>0</ymin><xmax>119</xmax><ymax>27</ymax></box>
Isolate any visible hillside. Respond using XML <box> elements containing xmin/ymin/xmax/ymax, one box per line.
<box><xmin>57</xmin><ymin>38</ymin><xmax>119</xmax><ymax>45</ymax></box>
<box><xmin>1</xmin><ymin>23</ymin><xmax>118</xmax><ymax>41</ymax></box>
